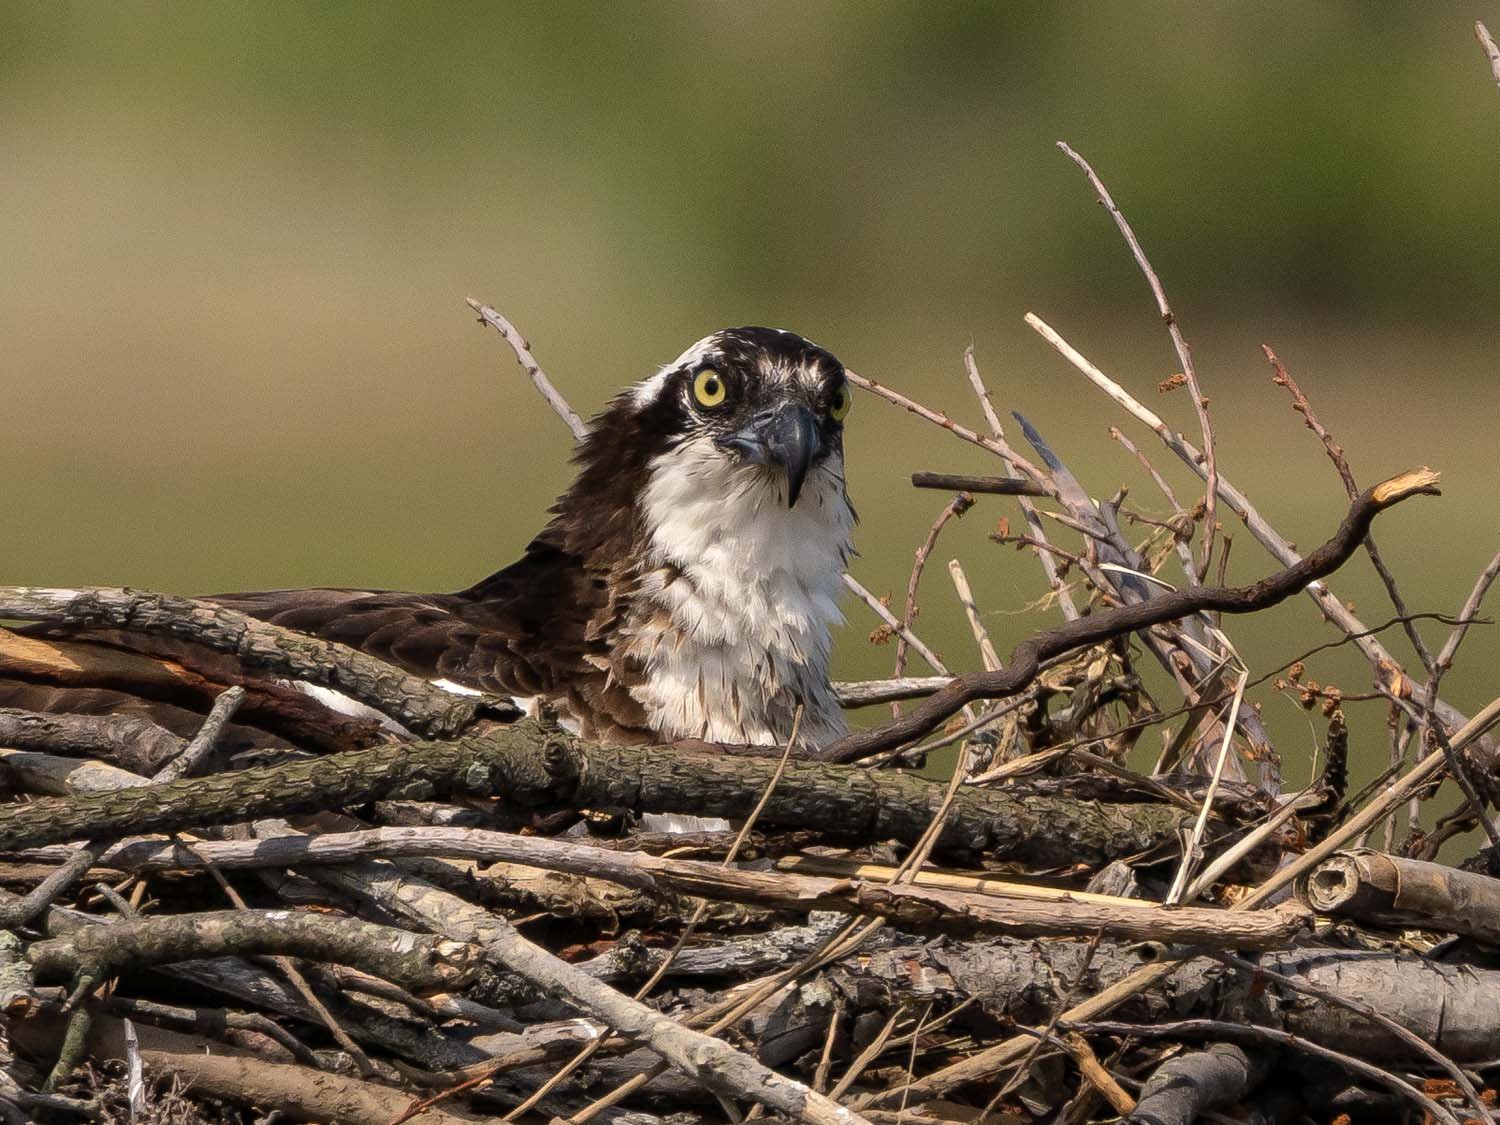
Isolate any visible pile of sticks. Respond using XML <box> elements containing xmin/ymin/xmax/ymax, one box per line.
<box><xmin>4</xmin><ymin>22</ymin><xmax>1500</xmax><ymax>1125</ymax></box>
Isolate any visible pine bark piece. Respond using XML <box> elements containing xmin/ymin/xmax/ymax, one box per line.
<box><xmin>1304</xmin><ymin>849</ymin><xmax>1500</xmax><ymax>946</ymax></box>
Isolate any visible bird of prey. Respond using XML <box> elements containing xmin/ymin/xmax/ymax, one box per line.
<box><xmin>210</xmin><ymin>327</ymin><xmax>856</xmax><ymax>751</ymax></box>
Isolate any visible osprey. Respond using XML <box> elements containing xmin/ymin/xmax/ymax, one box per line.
<box><xmin>213</xmin><ymin>327</ymin><xmax>856</xmax><ymax>750</ymax></box>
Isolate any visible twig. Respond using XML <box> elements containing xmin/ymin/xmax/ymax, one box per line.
<box><xmin>1180</xmin><ymin>788</ymin><xmax>1323</xmax><ymax>903</ymax></box>
<box><xmin>892</xmin><ymin>495</ymin><xmax>975</xmax><ymax>714</ymax></box>
<box><xmin>1165</xmin><ymin>669</ymin><xmax>1249</xmax><ymax>904</ymax></box>
<box><xmin>1428</xmin><ymin>544</ymin><xmax>1500</xmax><ymax>694</ymax></box>
<box><xmin>948</xmin><ymin>559</ymin><xmax>1001</xmax><ymax>672</ymax></box>
<box><xmin>833</xmin><ymin>676</ymin><xmax>953</xmax><ymax>707</ymax></box>
<box><xmin>843</xmin><ymin>573</ymin><xmax>952</xmax><ymax>676</ymax></box>
<box><xmin>153</xmin><ymin>686</ymin><xmax>245</xmax><ymax>784</ymax></box>
<box><xmin>465</xmin><ymin>297</ymin><xmax>587</xmax><ymax>440</ymax></box>
<box><xmin>1061</xmin><ymin>1031</ymin><xmax>1136</xmax><ymax>1116</ymax></box>
<box><xmin>0</xmin><ymin>842</ymin><xmax>103</xmax><ymax>930</ymax></box>
<box><xmin>26</xmin><ymin>909</ymin><xmax>477</xmax><ymax>988</ymax></box>
<box><xmin>1057</xmin><ymin>141</ymin><xmax>1219</xmax><ymax>581</ymax></box>
<box><xmin>827</xmin><ymin>1004</ymin><xmax>905</xmax><ymax>1100</ymax></box>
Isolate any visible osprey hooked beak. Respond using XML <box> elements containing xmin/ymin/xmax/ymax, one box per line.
<box><xmin>718</xmin><ymin>403</ymin><xmax>824</xmax><ymax>507</ymax></box>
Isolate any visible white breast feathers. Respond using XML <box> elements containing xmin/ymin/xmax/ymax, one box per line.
<box><xmin>624</xmin><ymin>436</ymin><xmax>853</xmax><ymax>750</ymax></box>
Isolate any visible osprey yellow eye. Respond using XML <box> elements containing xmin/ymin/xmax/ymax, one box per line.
<box><xmin>829</xmin><ymin>382</ymin><xmax>852</xmax><ymax>422</ymax></box>
<box><xmin>693</xmin><ymin>369</ymin><xmax>727</xmax><ymax>408</ymax></box>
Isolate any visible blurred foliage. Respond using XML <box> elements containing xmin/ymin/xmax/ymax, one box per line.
<box><xmin>3</xmin><ymin>3</ymin><xmax>1499</xmax><ymax>791</ymax></box>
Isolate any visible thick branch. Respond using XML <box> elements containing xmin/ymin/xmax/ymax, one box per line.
<box><xmin>0</xmin><ymin>722</ymin><xmax>1187</xmax><ymax>864</ymax></box>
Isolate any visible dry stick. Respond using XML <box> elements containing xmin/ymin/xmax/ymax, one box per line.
<box><xmin>1264</xmin><ymin>344</ymin><xmax>1434</xmax><ymax>674</ymax></box>
<box><xmin>812</xmin><ymin>992</ymin><xmax>847</xmax><ymax>1095</ymax></box>
<box><xmin>1164</xmin><ymin>669</ymin><xmax>1249</xmax><ymax>905</ymax></box>
<box><xmin>1210</xmin><ymin>952</ymin><xmax>1491</xmax><ymax>1125</ymax></box>
<box><xmin>496</xmin><ymin>712</ymin><xmax>805</xmax><ymax>1124</ymax></box>
<box><xmin>1061</xmin><ymin>1032</ymin><xmax>1136</xmax><ymax>1117</ymax></box>
<box><xmin>842</xmin><ymin>573</ymin><xmax>951</xmax><ymax>678</ymax></box>
<box><xmin>910</xmin><ymin>472</ymin><xmax>1047</xmax><ymax>496</ymax></box>
<box><xmin>821</xmin><ymin>466</ymin><xmax>1440</xmax><ymax>764</ymax></box>
<box><xmin>466</xmin><ymin>297</ymin><xmax>588</xmax><ymax>441</ymax></box>
<box><xmin>862</xmin><ymin>693</ymin><xmax>1032</xmax><ymax>771</ymax></box>
<box><xmin>153</xmin><ymin>686</ymin><xmax>245</xmax><ymax>784</ymax></box>
<box><xmin>1023</xmin><ymin>312</ymin><xmax>1478</xmax><ymax>746</ymax></box>
<box><xmin>892</xmin><ymin>1003</ymin><xmax>932</xmax><ymax>1122</ymax></box>
<box><xmin>1108</xmin><ymin>426</ymin><xmax>1199</xmax><ymax>589</ymax></box>
<box><xmin>860</xmin><ymin>693</ymin><xmax>1500</xmax><ymax>1108</ymax></box>
<box><xmin>1180</xmin><ymin>789</ymin><xmax>1323</xmax><ymax>904</ymax></box>
<box><xmin>833</xmin><ymin>677</ymin><xmax>953</xmax><ymax>708</ymax></box>
<box><xmin>1067</xmin><ymin>1019</ymin><xmax>1459</xmax><ymax>1125</ymax></box>
<box><xmin>1478</xmin><ymin>20</ymin><xmax>1500</xmax><ymax>91</ymax></box>
<box><xmin>1431</xmin><ymin>545</ymin><xmax>1500</xmax><ymax>683</ymax></box>
<box><xmin>0</xmin><ymin>843</ymin><xmax>103</xmax><ymax>930</ymax></box>
<box><xmin>964</xmin><ymin>347</ymin><xmax>1079</xmax><ymax>620</ymax></box>
<box><xmin>892</xmin><ymin>494</ymin><xmax>975</xmax><ymax>716</ymax></box>
<box><xmin>948</xmin><ymin>560</ymin><xmax>1001</xmax><ymax>672</ymax></box>
<box><xmin>1057</xmin><ymin>141</ymin><xmax>1219</xmax><ymax>582</ymax></box>
<box><xmin>827</xmin><ymin>1004</ymin><xmax>906</xmax><ymax>1101</ymax></box>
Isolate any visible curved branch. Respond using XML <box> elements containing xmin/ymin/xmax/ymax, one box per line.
<box><xmin>819</xmin><ymin>468</ymin><xmax>1440</xmax><ymax>763</ymax></box>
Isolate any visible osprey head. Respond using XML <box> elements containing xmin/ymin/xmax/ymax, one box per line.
<box><xmin>629</xmin><ymin>326</ymin><xmax>851</xmax><ymax>508</ymax></box>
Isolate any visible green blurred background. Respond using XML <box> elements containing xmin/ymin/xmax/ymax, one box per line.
<box><xmin>4</xmin><ymin>4</ymin><xmax>1499</xmax><ymax>794</ymax></box>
